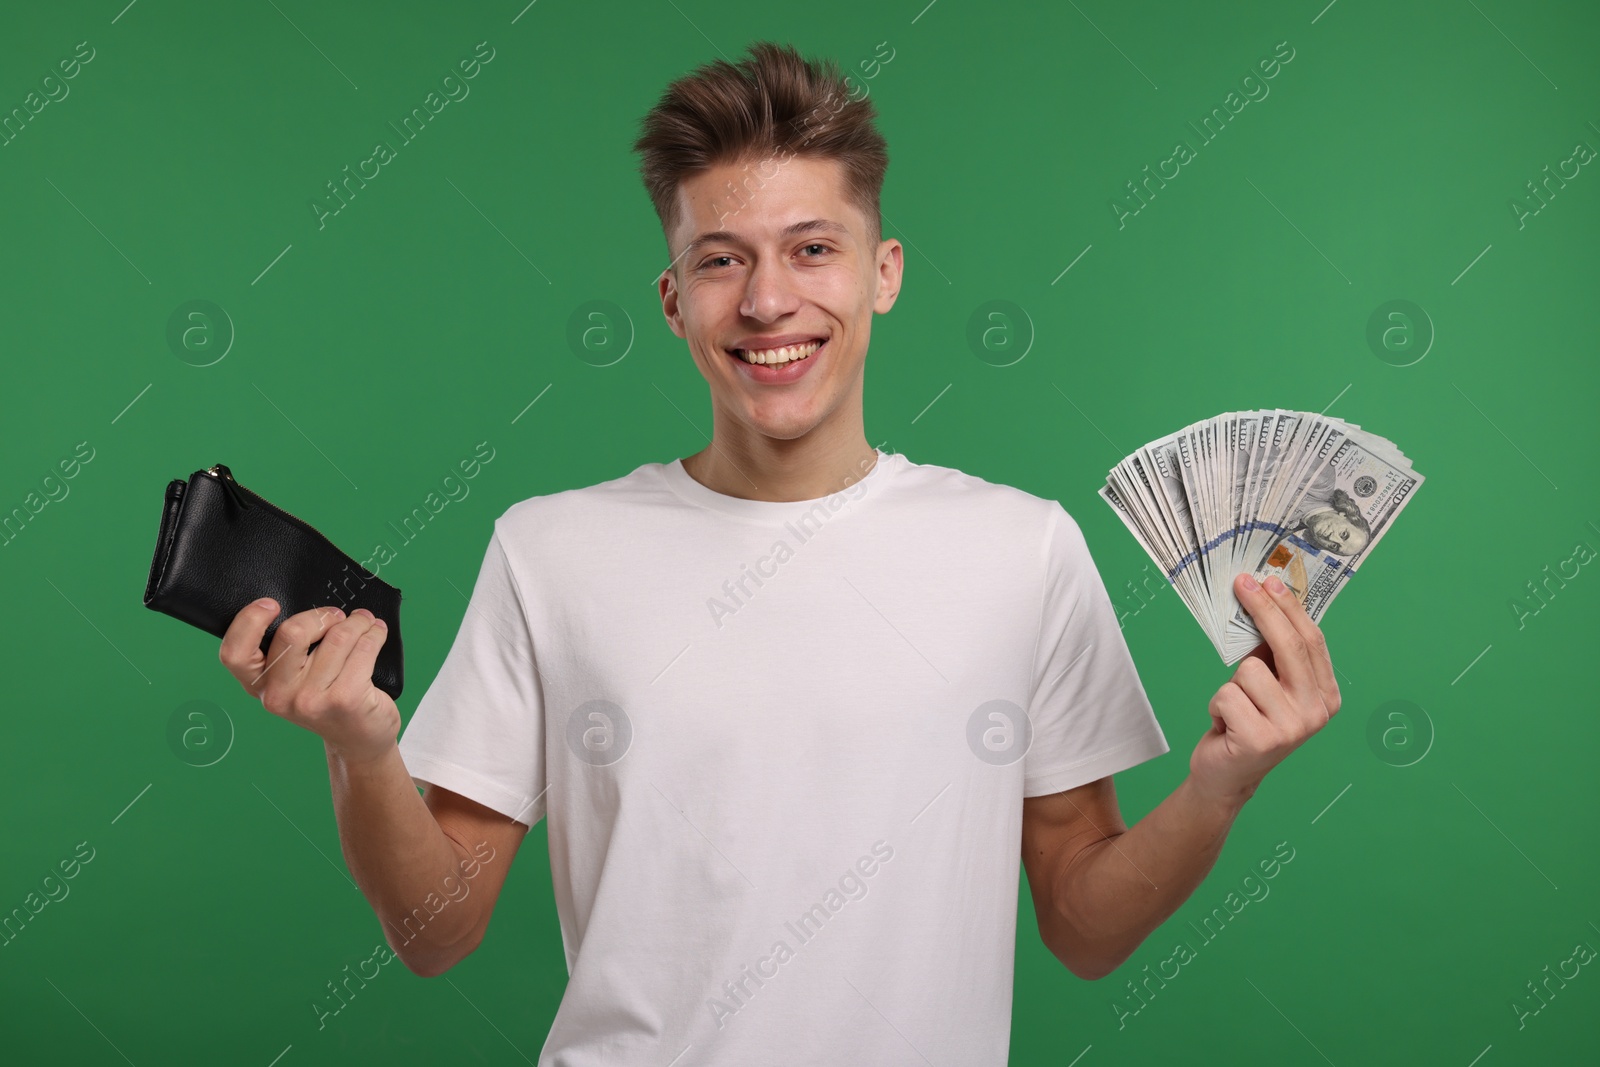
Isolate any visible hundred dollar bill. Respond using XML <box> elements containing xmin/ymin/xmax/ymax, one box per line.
<box><xmin>1099</xmin><ymin>409</ymin><xmax>1424</xmax><ymax>664</ymax></box>
<box><xmin>1220</xmin><ymin>426</ymin><xmax>1423</xmax><ymax>661</ymax></box>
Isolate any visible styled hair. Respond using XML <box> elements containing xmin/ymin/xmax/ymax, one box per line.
<box><xmin>631</xmin><ymin>41</ymin><xmax>889</xmax><ymax>267</ymax></box>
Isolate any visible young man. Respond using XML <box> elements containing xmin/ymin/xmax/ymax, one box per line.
<box><xmin>219</xmin><ymin>41</ymin><xmax>1341</xmax><ymax>1066</ymax></box>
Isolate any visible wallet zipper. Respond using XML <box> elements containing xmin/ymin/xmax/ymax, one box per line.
<box><xmin>204</xmin><ymin>464</ymin><xmax>346</xmax><ymax>546</ymax></box>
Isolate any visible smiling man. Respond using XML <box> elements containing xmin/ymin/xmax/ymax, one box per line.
<box><xmin>220</xmin><ymin>40</ymin><xmax>1342</xmax><ymax>1066</ymax></box>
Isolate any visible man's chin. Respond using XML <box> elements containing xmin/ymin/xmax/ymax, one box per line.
<box><xmin>729</xmin><ymin>401</ymin><xmax>830</xmax><ymax>441</ymax></box>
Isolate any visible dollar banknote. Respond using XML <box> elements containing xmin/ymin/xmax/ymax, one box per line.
<box><xmin>1099</xmin><ymin>410</ymin><xmax>1423</xmax><ymax>664</ymax></box>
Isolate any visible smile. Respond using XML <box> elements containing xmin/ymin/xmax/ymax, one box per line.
<box><xmin>727</xmin><ymin>339</ymin><xmax>825</xmax><ymax>365</ymax></box>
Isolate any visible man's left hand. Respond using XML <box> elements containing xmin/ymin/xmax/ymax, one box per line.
<box><xmin>1191</xmin><ymin>572</ymin><xmax>1343</xmax><ymax>806</ymax></box>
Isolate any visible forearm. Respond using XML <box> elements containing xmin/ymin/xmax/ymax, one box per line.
<box><xmin>1049</xmin><ymin>775</ymin><xmax>1249</xmax><ymax>979</ymax></box>
<box><xmin>324</xmin><ymin>742</ymin><xmax>479</xmax><ymax>973</ymax></box>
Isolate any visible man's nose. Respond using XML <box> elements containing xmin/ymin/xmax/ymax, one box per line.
<box><xmin>740</xmin><ymin>256</ymin><xmax>800</xmax><ymax>319</ymax></box>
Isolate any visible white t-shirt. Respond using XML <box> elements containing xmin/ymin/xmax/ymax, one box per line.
<box><xmin>396</xmin><ymin>448</ymin><xmax>1169</xmax><ymax>1066</ymax></box>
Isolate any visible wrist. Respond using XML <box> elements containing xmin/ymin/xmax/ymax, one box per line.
<box><xmin>325</xmin><ymin>738</ymin><xmax>400</xmax><ymax>776</ymax></box>
<box><xmin>1181</xmin><ymin>774</ymin><xmax>1255</xmax><ymax>821</ymax></box>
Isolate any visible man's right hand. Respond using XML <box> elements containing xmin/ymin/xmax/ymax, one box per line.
<box><xmin>219</xmin><ymin>599</ymin><xmax>400</xmax><ymax>766</ymax></box>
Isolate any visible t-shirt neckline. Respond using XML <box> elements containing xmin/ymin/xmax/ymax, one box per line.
<box><xmin>660</xmin><ymin>448</ymin><xmax>902</xmax><ymax>520</ymax></box>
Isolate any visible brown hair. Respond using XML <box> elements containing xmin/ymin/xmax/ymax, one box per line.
<box><xmin>632</xmin><ymin>41</ymin><xmax>889</xmax><ymax>268</ymax></box>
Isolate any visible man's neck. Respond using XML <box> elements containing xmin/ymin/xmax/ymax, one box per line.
<box><xmin>680</xmin><ymin>435</ymin><xmax>881</xmax><ymax>503</ymax></box>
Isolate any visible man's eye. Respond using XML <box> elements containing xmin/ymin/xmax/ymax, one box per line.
<box><xmin>701</xmin><ymin>255</ymin><xmax>734</xmax><ymax>269</ymax></box>
<box><xmin>801</xmin><ymin>243</ymin><xmax>829</xmax><ymax>257</ymax></box>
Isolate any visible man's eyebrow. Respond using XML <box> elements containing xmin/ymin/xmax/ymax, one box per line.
<box><xmin>680</xmin><ymin>218</ymin><xmax>850</xmax><ymax>259</ymax></box>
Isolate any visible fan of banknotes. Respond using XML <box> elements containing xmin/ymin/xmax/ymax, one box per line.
<box><xmin>1098</xmin><ymin>409</ymin><xmax>1423</xmax><ymax>664</ymax></box>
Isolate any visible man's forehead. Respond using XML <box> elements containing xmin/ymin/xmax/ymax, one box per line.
<box><xmin>672</xmin><ymin>157</ymin><xmax>859</xmax><ymax>236</ymax></box>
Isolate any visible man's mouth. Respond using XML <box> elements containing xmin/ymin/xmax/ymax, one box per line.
<box><xmin>727</xmin><ymin>339</ymin><xmax>826</xmax><ymax>365</ymax></box>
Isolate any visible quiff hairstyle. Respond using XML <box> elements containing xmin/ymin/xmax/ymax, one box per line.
<box><xmin>631</xmin><ymin>41</ymin><xmax>890</xmax><ymax>271</ymax></box>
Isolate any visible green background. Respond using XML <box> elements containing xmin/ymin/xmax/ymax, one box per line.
<box><xmin>2</xmin><ymin>0</ymin><xmax>1596</xmax><ymax>1063</ymax></box>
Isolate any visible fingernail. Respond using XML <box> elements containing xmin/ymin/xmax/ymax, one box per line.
<box><xmin>1266</xmin><ymin>576</ymin><xmax>1286</xmax><ymax>594</ymax></box>
<box><xmin>1240</xmin><ymin>574</ymin><xmax>1259</xmax><ymax>590</ymax></box>
<box><xmin>353</xmin><ymin>608</ymin><xmax>373</xmax><ymax>619</ymax></box>
<box><xmin>255</xmin><ymin>597</ymin><xmax>277</xmax><ymax>610</ymax></box>
<box><xmin>373</xmin><ymin>618</ymin><xmax>386</xmax><ymax>629</ymax></box>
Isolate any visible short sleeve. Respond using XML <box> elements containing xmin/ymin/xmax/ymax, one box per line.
<box><xmin>1023</xmin><ymin>503</ymin><xmax>1170</xmax><ymax>797</ymax></box>
<box><xmin>396</xmin><ymin>523</ymin><xmax>547</xmax><ymax>826</ymax></box>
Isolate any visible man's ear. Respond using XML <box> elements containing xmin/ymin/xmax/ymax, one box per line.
<box><xmin>873</xmin><ymin>238</ymin><xmax>904</xmax><ymax>314</ymax></box>
<box><xmin>659</xmin><ymin>267</ymin><xmax>687</xmax><ymax>339</ymax></box>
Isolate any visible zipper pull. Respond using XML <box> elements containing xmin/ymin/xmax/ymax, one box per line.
<box><xmin>204</xmin><ymin>464</ymin><xmax>253</xmax><ymax>511</ymax></box>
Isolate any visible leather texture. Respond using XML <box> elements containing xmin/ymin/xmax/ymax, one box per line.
<box><xmin>143</xmin><ymin>466</ymin><xmax>404</xmax><ymax>699</ymax></box>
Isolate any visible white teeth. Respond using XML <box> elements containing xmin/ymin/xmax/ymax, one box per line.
<box><xmin>738</xmin><ymin>340</ymin><xmax>822</xmax><ymax>365</ymax></box>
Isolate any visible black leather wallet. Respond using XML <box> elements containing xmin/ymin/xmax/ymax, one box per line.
<box><xmin>143</xmin><ymin>463</ymin><xmax>404</xmax><ymax>698</ymax></box>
